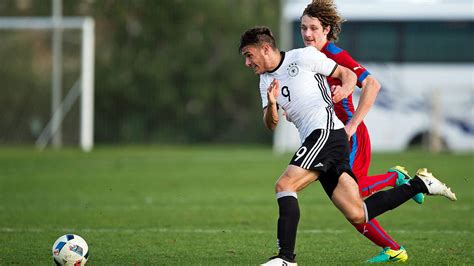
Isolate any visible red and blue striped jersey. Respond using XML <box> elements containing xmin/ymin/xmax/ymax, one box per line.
<box><xmin>320</xmin><ymin>42</ymin><xmax>370</xmax><ymax>123</ymax></box>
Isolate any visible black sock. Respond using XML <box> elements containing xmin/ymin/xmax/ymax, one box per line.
<box><xmin>277</xmin><ymin>195</ymin><xmax>299</xmax><ymax>261</ymax></box>
<box><xmin>409</xmin><ymin>176</ymin><xmax>430</xmax><ymax>194</ymax></box>
<box><xmin>364</xmin><ymin>176</ymin><xmax>426</xmax><ymax>221</ymax></box>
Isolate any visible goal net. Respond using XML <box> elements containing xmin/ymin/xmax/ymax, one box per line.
<box><xmin>0</xmin><ymin>17</ymin><xmax>94</xmax><ymax>151</ymax></box>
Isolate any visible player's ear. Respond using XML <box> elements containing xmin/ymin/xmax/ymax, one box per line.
<box><xmin>262</xmin><ymin>43</ymin><xmax>270</xmax><ymax>55</ymax></box>
<box><xmin>323</xmin><ymin>25</ymin><xmax>331</xmax><ymax>36</ymax></box>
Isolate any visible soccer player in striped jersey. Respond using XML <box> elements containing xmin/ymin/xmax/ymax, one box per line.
<box><xmin>300</xmin><ymin>0</ymin><xmax>424</xmax><ymax>262</ymax></box>
<box><xmin>239</xmin><ymin>26</ymin><xmax>456</xmax><ymax>265</ymax></box>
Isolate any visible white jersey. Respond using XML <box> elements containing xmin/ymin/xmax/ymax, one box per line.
<box><xmin>259</xmin><ymin>46</ymin><xmax>344</xmax><ymax>142</ymax></box>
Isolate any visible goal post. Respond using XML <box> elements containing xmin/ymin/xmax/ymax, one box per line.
<box><xmin>0</xmin><ymin>17</ymin><xmax>95</xmax><ymax>152</ymax></box>
<box><xmin>80</xmin><ymin>18</ymin><xmax>95</xmax><ymax>152</ymax></box>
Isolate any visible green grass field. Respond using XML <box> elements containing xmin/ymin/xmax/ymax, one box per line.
<box><xmin>0</xmin><ymin>146</ymin><xmax>473</xmax><ymax>265</ymax></box>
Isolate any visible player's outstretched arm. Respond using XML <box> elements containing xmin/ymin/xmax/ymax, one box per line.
<box><xmin>345</xmin><ymin>75</ymin><xmax>381</xmax><ymax>137</ymax></box>
<box><xmin>263</xmin><ymin>79</ymin><xmax>280</xmax><ymax>131</ymax></box>
<box><xmin>330</xmin><ymin>65</ymin><xmax>357</xmax><ymax>103</ymax></box>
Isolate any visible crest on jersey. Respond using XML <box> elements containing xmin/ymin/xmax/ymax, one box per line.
<box><xmin>287</xmin><ymin>62</ymin><xmax>299</xmax><ymax>77</ymax></box>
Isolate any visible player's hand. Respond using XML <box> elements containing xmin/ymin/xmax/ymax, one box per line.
<box><xmin>344</xmin><ymin>123</ymin><xmax>357</xmax><ymax>140</ymax></box>
<box><xmin>267</xmin><ymin>79</ymin><xmax>279</xmax><ymax>105</ymax></box>
<box><xmin>331</xmin><ymin>85</ymin><xmax>353</xmax><ymax>103</ymax></box>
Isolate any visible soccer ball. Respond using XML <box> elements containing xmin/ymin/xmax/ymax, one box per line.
<box><xmin>52</xmin><ymin>234</ymin><xmax>89</xmax><ymax>265</ymax></box>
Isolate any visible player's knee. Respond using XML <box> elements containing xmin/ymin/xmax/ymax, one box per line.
<box><xmin>275</xmin><ymin>176</ymin><xmax>292</xmax><ymax>192</ymax></box>
<box><xmin>345</xmin><ymin>209</ymin><xmax>366</xmax><ymax>225</ymax></box>
<box><xmin>275</xmin><ymin>180</ymin><xmax>286</xmax><ymax>192</ymax></box>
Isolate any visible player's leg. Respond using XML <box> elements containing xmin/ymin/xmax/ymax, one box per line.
<box><xmin>263</xmin><ymin>130</ymin><xmax>331</xmax><ymax>265</ymax></box>
<box><xmin>358</xmin><ymin>166</ymin><xmax>425</xmax><ymax>204</ymax></box>
<box><xmin>351</xmin><ymin>137</ymin><xmax>456</xmax><ymax>262</ymax></box>
<box><xmin>261</xmin><ymin>165</ymin><xmax>319</xmax><ymax>266</ymax></box>
<box><xmin>330</xmin><ymin>131</ymin><xmax>455</xmax><ymax>262</ymax></box>
<box><xmin>358</xmin><ymin>171</ymin><xmax>397</xmax><ymax>197</ymax></box>
<box><xmin>324</xmin><ymin>172</ymin><xmax>409</xmax><ymax>262</ymax></box>
<box><xmin>277</xmin><ymin>165</ymin><xmax>318</xmax><ymax>260</ymax></box>
<box><xmin>364</xmin><ymin>168</ymin><xmax>457</xmax><ymax>221</ymax></box>
<box><xmin>350</xmin><ymin>124</ymin><xmax>398</xmax><ymax>197</ymax></box>
<box><xmin>346</xmin><ymin>124</ymin><xmax>404</xmax><ymax>253</ymax></box>
<box><xmin>353</xmin><ymin>219</ymin><xmax>401</xmax><ymax>251</ymax></box>
<box><xmin>264</xmin><ymin>128</ymin><xmax>358</xmax><ymax>265</ymax></box>
<box><xmin>352</xmin><ymin>124</ymin><xmax>423</xmax><ymax>203</ymax></box>
<box><xmin>328</xmin><ymin>169</ymin><xmax>456</xmax><ymax>262</ymax></box>
<box><xmin>347</xmin><ymin>122</ymin><xmax>372</xmax><ymax>192</ymax></box>
<box><xmin>328</xmin><ymin>172</ymin><xmax>366</xmax><ymax>224</ymax></box>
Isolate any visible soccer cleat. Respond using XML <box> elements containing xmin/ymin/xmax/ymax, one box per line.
<box><xmin>390</xmin><ymin>166</ymin><xmax>424</xmax><ymax>204</ymax></box>
<box><xmin>367</xmin><ymin>246</ymin><xmax>408</xmax><ymax>263</ymax></box>
<box><xmin>415</xmin><ymin>168</ymin><xmax>457</xmax><ymax>201</ymax></box>
<box><xmin>261</xmin><ymin>255</ymin><xmax>297</xmax><ymax>266</ymax></box>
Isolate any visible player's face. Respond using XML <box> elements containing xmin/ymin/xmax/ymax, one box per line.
<box><xmin>241</xmin><ymin>45</ymin><xmax>267</xmax><ymax>75</ymax></box>
<box><xmin>300</xmin><ymin>15</ymin><xmax>330</xmax><ymax>50</ymax></box>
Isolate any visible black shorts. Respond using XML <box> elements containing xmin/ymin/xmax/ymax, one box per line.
<box><xmin>289</xmin><ymin>128</ymin><xmax>356</xmax><ymax>197</ymax></box>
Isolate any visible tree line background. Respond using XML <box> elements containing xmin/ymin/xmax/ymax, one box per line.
<box><xmin>0</xmin><ymin>0</ymin><xmax>281</xmax><ymax>145</ymax></box>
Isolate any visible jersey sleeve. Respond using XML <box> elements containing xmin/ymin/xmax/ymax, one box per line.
<box><xmin>303</xmin><ymin>46</ymin><xmax>338</xmax><ymax>77</ymax></box>
<box><xmin>326</xmin><ymin>44</ymin><xmax>370</xmax><ymax>87</ymax></box>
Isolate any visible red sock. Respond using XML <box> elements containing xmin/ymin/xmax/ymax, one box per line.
<box><xmin>358</xmin><ymin>172</ymin><xmax>398</xmax><ymax>197</ymax></box>
<box><xmin>354</xmin><ymin>218</ymin><xmax>400</xmax><ymax>250</ymax></box>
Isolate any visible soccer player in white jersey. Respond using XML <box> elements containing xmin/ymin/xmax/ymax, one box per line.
<box><xmin>239</xmin><ymin>26</ymin><xmax>457</xmax><ymax>265</ymax></box>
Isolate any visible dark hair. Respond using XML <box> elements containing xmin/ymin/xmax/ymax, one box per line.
<box><xmin>239</xmin><ymin>26</ymin><xmax>277</xmax><ymax>53</ymax></box>
<box><xmin>302</xmin><ymin>0</ymin><xmax>344</xmax><ymax>42</ymax></box>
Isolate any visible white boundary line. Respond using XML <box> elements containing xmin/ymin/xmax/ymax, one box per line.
<box><xmin>1</xmin><ymin>227</ymin><xmax>471</xmax><ymax>235</ymax></box>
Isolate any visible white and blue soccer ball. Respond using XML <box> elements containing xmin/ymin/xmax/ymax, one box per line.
<box><xmin>52</xmin><ymin>234</ymin><xmax>89</xmax><ymax>265</ymax></box>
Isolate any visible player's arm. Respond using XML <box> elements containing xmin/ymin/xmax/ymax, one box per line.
<box><xmin>263</xmin><ymin>79</ymin><xmax>280</xmax><ymax>131</ymax></box>
<box><xmin>330</xmin><ymin>65</ymin><xmax>357</xmax><ymax>103</ymax></box>
<box><xmin>346</xmin><ymin>75</ymin><xmax>381</xmax><ymax>137</ymax></box>
<box><xmin>330</xmin><ymin>48</ymin><xmax>381</xmax><ymax>137</ymax></box>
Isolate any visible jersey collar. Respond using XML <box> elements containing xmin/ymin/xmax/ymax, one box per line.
<box><xmin>320</xmin><ymin>41</ymin><xmax>330</xmax><ymax>52</ymax></box>
<box><xmin>268</xmin><ymin>51</ymin><xmax>285</xmax><ymax>73</ymax></box>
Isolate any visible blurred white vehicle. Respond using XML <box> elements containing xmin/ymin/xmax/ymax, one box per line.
<box><xmin>276</xmin><ymin>0</ymin><xmax>474</xmax><ymax>152</ymax></box>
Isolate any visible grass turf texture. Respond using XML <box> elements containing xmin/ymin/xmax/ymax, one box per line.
<box><xmin>0</xmin><ymin>146</ymin><xmax>472</xmax><ymax>265</ymax></box>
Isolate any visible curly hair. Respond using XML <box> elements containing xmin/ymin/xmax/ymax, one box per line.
<box><xmin>301</xmin><ymin>0</ymin><xmax>344</xmax><ymax>42</ymax></box>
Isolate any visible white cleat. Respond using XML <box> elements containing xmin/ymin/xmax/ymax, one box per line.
<box><xmin>261</xmin><ymin>257</ymin><xmax>297</xmax><ymax>266</ymax></box>
<box><xmin>416</xmin><ymin>168</ymin><xmax>457</xmax><ymax>201</ymax></box>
